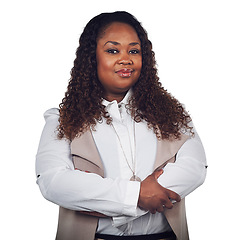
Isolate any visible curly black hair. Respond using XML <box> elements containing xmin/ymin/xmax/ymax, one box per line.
<box><xmin>58</xmin><ymin>11</ymin><xmax>193</xmax><ymax>140</ymax></box>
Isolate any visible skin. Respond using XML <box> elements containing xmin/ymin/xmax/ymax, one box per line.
<box><xmin>96</xmin><ymin>22</ymin><xmax>142</xmax><ymax>103</ymax></box>
<box><xmin>138</xmin><ymin>169</ymin><xmax>181</xmax><ymax>214</ymax></box>
<box><xmin>87</xmin><ymin>22</ymin><xmax>181</xmax><ymax>217</ymax></box>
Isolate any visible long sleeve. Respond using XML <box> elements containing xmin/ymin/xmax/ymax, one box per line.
<box><xmin>158</xmin><ymin>129</ymin><xmax>207</xmax><ymax>198</ymax></box>
<box><xmin>113</xmin><ymin>129</ymin><xmax>207</xmax><ymax>228</ymax></box>
<box><xmin>35</xmin><ymin>108</ymin><xmax>140</xmax><ymax>217</ymax></box>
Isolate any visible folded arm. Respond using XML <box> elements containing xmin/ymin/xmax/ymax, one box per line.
<box><xmin>137</xmin><ymin>129</ymin><xmax>207</xmax><ymax>214</ymax></box>
<box><xmin>158</xmin><ymin>131</ymin><xmax>207</xmax><ymax>198</ymax></box>
<box><xmin>36</xmin><ymin>109</ymin><xmax>141</xmax><ymax>218</ymax></box>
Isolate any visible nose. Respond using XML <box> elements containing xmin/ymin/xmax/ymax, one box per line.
<box><xmin>118</xmin><ymin>53</ymin><xmax>133</xmax><ymax>65</ymax></box>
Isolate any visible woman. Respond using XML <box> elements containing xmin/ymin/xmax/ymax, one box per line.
<box><xmin>36</xmin><ymin>11</ymin><xmax>207</xmax><ymax>240</ymax></box>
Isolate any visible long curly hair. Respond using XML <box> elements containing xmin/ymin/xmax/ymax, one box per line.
<box><xmin>58</xmin><ymin>11</ymin><xmax>193</xmax><ymax>141</ymax></box>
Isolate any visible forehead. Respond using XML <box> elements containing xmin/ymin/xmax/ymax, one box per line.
<box><xmin>97</xmin><ymin>22</ymin><xmax>140</xmax><ymax>44</ymax></box>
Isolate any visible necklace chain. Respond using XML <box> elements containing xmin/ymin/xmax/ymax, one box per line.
<box><xmin>111</xmin><ymin>120</ymin><xmax>141</xmax><ymax>182</ymax></box>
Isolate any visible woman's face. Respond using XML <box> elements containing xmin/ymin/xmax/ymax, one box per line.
<box><xmin>96</xmin><ymin>22</ymin><xmax>142</xmax><ymax>102</ymax></box>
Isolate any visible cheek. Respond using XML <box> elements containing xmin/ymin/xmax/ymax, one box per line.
<box><xmin>97</xmin><ymin>56</ymin><xmax>113</xmax><ymax>77</ymax></box>
<box><xmin>136</xmin><ymin>55</ymin><xmax>142</xmax><ymax>69</ymax></box>
<box><xmin>136</xmin><ymin>58</ymin><xmax>142</xmax><ymax>74</ymax></box>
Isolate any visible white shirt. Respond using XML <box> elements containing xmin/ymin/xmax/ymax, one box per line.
<box><xmin>36</xmin><ymin>91</ymin><xmax>207</xmax><ymax>236</ymax></box>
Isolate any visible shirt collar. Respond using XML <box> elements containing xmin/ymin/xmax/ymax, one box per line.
<box><xmin>102</xmin><ymin>89</ymin><xmax>133</xmax><ymax>108</ymax></box>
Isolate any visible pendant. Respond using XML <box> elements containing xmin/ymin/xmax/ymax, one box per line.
<box><xmin>130</xmin><ymin>175</ymin><xmax>141</xmax><ymax>182</ymax></box>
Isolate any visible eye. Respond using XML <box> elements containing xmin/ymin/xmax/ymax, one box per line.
<box><xmin>105</xmin><ymin>49</ymin><xmax>119</xmax><ymax>54</ymax></box>
<box><xmin>129</xmin><ymin>49</ymin><xmax>141</xmax><ymax>54</ymax></box>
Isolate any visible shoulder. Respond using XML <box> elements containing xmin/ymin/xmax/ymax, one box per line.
<box><xmin>43</xmin><ymin>108</ymin><xmax>59</xmax><ymax>121</ymax></box>
<box><xmin>40</xmin><ymin>108</ymin><xmax>61</xmax><ymax>140</ymax></box>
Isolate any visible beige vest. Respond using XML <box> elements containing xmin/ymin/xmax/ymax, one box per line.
<box><xmin>56</xmin><ymin>131</ymin><xmax>190</xmax><ymax>240</ymax></box>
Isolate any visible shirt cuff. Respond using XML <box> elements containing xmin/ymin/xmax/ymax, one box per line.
<box><xmin>112</xmin><ymin>208</ymin><xmax>148</xmax><ymax>227</ymax></box>
<box><xmin>112</xmin><ymin>180</ymin><xmax>148</xmax><ymax>227</ymax></box>
<box><xmin>122</xmin><ymin>180</ymin><xmax>141</xmax><ymax>216</ymax></box>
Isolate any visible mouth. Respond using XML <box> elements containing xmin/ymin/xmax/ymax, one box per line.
<box><xmin>115</xmin><ymin>68</ymin><xmax>134</xmax><ymax>78</ymax></box>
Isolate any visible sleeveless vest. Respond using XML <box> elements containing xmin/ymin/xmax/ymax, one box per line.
<box><xmin>56</xmin><ymin>131</ymin><xmax>190</xmax><ymax>240</ymax></box>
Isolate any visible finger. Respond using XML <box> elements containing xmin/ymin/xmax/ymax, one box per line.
<box><xmin>150</xmin><ymin>208</ymin><xmax>157</xmax><ymax>214</ymax></box>
<box><xmin>167</xmin><ymin>189</ymin><xmax>181</xmax><ymax>202</ymax></box>
<box><xmin>163</xmin><ymin>199</ymin><xmax>173</xmax><ymax>209</ymax></box>
<box><xmin>156</xmin><ymin>205</ymin><xmax>164</xmax><ymax>213</ymax></box>
<box><xmin>152</xmin><ymin>169</ymin><xmax>164</xmax><ymax>180</ymax></box>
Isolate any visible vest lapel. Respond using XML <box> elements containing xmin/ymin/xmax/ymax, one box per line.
<box><xmin>154</xmin><ymin>134</ymin><xmax>190</xmax><ymax>240</ymax></box>
<box><xmin>56</xmin><ymin>131</ymin><xmax>102</xmax><ymax>240</ymax></box>
<box><xmin>154</xmin><ymin>134</ymin><xmax>189</xmax><ymax>170</ymax></box>
<box><xmin>71</xmin><ymin>130</ymin><xmax>104</xmax><ymax>177</ymax></box>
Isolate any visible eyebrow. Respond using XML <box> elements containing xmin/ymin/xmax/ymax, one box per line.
<box><xmin>104</xmin><ymin>41</ymin><xmax>140</xmax><ymax>46</ymax></box>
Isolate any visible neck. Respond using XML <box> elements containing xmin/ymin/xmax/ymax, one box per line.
<box><xmin>103</xmin><ymin>92</ymin><xmax>127</xmax><ymax>103</ymax></box>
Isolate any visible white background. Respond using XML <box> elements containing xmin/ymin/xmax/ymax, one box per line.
<box><xmin>1</xmin><ymin>0</ymin><xmax>239</xmax><ymax>239</ymax></box>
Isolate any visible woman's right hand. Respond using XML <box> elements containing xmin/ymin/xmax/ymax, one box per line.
<box><xmin>137</xmin><ymin>169</ymin><xmax>181</xmax><ymax>214</ymax></box>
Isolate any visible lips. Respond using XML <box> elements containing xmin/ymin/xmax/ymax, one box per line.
<box><xmin>115</xmin><ymin>68</ymin><xmax>134</xmax><ymax>77</ymax></box>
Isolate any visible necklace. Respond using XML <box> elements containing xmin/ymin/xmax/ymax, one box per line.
<box><xmin>111</xmin><ymin>121</ymin><xmax>141</xmax><ymax>182</ymax></box>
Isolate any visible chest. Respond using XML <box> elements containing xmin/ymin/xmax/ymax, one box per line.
<box><xmin>92</xmin><ymin>120</ymin><xmax>157</xmax><ymax>180</ymax></box>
